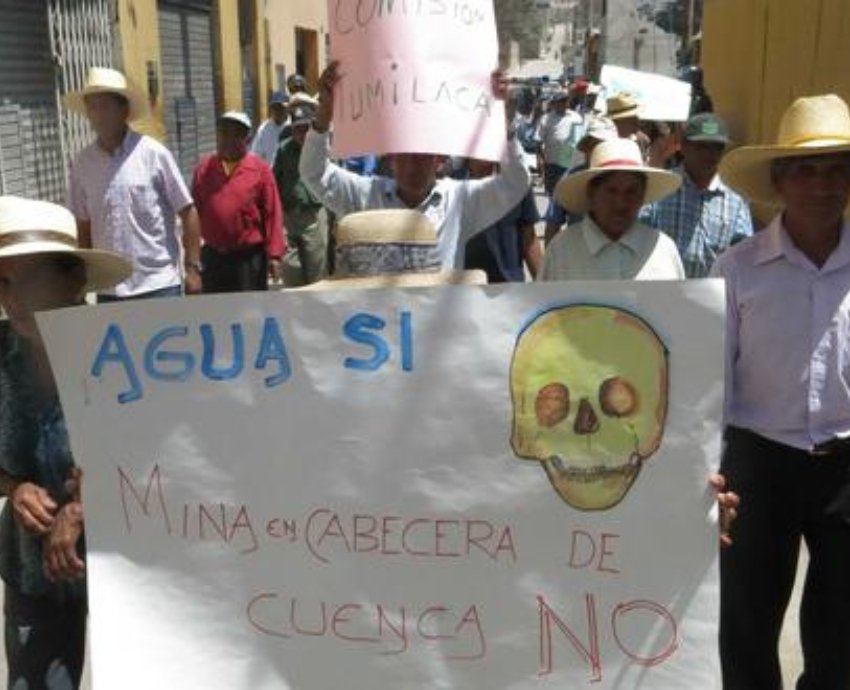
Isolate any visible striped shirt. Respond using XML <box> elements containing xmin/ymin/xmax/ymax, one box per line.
<box><xmin>68</xmin><ymin>130</ymin><xmax>193</xmax><ymax>296</ymax></box>
<box><xmin>642</xmin><ymin>166</ymin><xmax>753</xmax><ymax>278</ymax></box>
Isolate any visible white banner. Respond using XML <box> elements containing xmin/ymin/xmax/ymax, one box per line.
<box><xmin>39</xmin><ymin>281</ymin><xmax>725</xmax><ymax>689</ymax></box>
<box><xmin>600</xmin><ymin>65</ymin><xmax>693</xmax><ymax>122</ymax></box>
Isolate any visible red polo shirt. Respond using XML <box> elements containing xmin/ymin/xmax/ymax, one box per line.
<box><xmin>192</xmin><ymin>152</ymin><xmax>286</xmax><ymax>259</ymax></box>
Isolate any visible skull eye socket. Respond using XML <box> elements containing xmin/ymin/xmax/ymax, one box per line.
<box><xmin>599</xmin><ymin>377</ymin><xmax>639</xmax><ymax>418</ymax></box>
<box><xmin>535</xmin><ymin>382</ymin><xmax>570</xmax><ymax>427</ymax></box>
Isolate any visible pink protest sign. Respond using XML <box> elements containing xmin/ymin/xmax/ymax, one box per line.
<box><xmin>328</xmin><ymin>0</ymin><xmax>507</xmax><ymax>160</ymax></box>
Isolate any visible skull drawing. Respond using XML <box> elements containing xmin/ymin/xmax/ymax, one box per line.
<box><xmin>510</xmin><ymin>305</ymin><xmax>669</xmax><ymax>511</ymax></box>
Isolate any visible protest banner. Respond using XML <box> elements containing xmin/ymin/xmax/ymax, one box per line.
<box><xmin>39</xmin><ymin>281</ymin><xmax>725</xmax><ymax>689</ymax></box>
<box><xmin>327</xmin><ymin>0</ymin><xmax>507</xmax><ymax>160</ymax></box>
<box><xmin>600</xmin><ymin>65</ymin><xmax>693</xmax><ymax>121</ymax></box>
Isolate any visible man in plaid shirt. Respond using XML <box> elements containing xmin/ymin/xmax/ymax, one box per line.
<box><xmin>642</xmin><ymin>113</ymin><xmax>754</xmax><ymax>277</ymax></box>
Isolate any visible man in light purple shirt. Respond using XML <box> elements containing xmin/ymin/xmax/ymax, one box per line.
<box><xmin>65</xmin><ymin>67</ymin><xmax>202</xmax><ymax>300</ymax></box>
<box><xmin>712</xmin><ymin>94</ymin><xmax>850</xmax><ymax>689</ymax></box>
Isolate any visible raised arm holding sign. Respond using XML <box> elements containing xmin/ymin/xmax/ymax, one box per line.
<box><xmin>299</xmin><ymin>60</ymin><xmax>531</xmax><ymax>272</ymax></box>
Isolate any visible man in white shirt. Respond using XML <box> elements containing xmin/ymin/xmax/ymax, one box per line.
<box><xmin>537</xmin><ymin>90</ymin><xmax>583</xmax><ymax>196</ymax></box>
<box><xmin>712</xmin><ymin>94</ymin><xmax>850</xmax><ymax>689</ymax></box>
<box><xmin>65</xmin><ymin>67</ymin><xmax>202</xmax><ymax>300</ymax></box>
<box><xmin>250</xmin><ymin>92</ymin><xmax>289</xmax><ymax>166</ymax></box>
<box><xmin>299</xmin><ymin>61</ymin><xmax>531</xmax><ymax>272</ymax></box>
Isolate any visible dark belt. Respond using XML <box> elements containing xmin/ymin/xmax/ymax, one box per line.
<box><xmin>726</xmin><ymin>426</ymin><xmax>850</xmax><ymax>458</ymax></box>
<box><xmin>810</xmin><ymin>436</ymin><xmax>850</xmax><ymax>457</ymax></box>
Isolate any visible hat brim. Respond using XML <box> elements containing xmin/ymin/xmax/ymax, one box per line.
<box><xmin>294</xmin><ymin>270</ymin><xmax>487</xmax><ymax>291</ymax></box>
<box><xmin>608</xmin><ymin>107</ymin><xmax>640</xmax><ymax>120</ymax></box>
<box><xmin>63</xmin><ymin>85</ymin><xmax>148</xmax><ymax>122</ymax></box>
<box><xmin>719</xmin><ymin>141</ymin><xmax>850</xmax><ymax>203</ymax></box>
<box><xmin>554</xmin><ymin>167</ymin><xmax>682</xmax><ymax>213</ymax></box>
<box><xmin>0</xmin><ymin>242</ymin><xmax>132</xmax><ymax>292</ymax></box>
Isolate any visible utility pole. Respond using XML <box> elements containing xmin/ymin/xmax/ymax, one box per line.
<box><xmin>685</xmin><ymin>0</ymin><xmax>696</xmax><ymax>64</ymax></box>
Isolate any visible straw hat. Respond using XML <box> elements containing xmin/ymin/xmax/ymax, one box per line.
<box><xmin>577</xmin><ymin>115</ymin><xmax>618</xmax><ymax>148</ymax></box>
<box><xmin>0</xmin><ymin>196</ymin><xmax>132</xmax><ymax>291</ymax></box>
<box><xmin>554</xmin><ymin>138</ymin><xmax>681</xmax><ymax>213</ymax></box>
<box><xmin>606</xmin><ymin>93</ymin><xmax>640</xmax><ymax>120</ymax></box>
<box><xmin>64</xmin><ymin>67</ymin><xmax>148</xmax><ymax>122</ymax></box>
<box><xmin>719</xmin><ymin>94</ymin><xmax>850</xmax><ymax>203</ymax></box>
<box><xmin>298</xmin><ymin>210</ymin><xmax>486</xmax><ymax>290</ymax></box>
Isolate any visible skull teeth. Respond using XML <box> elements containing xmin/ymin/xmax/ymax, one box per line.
<box><xmin>546</xmin><ymin>456</ymin><xmax>642</xmax><ymax>483</ymax></box>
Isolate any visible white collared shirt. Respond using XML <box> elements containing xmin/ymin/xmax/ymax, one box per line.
<box><xmin>298</xmin><ymin>130</ymin><xmax>531</xmax><ymax>270</ymax></box>
<box><xmin>67</xmin><ymin>130</ymin><xmax>193</xmax><ymax>296</ymax></box>
<box><xmin>539</xmin><ymin>216</ymin><xmax>685</xmax><ymax>281</ymax></box>
<box><xmin>250</xmin><ymin>118</ymin><xmax>286</xmax><ymax>166</ymax></box>
<box><xmin>711</xmin><ymin>215</ymin><xmax>850</xmax><ymax>450</ymax></box>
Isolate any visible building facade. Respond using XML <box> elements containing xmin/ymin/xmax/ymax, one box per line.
<box><xmin>0</xmin><ymin>0</ymin><xmax>327</xmax><ymax>202</ymax></box>
<box><xmin>702</xmin><ymin>0</ymin><xmax>850</xmax><ymax>148</ymax></box>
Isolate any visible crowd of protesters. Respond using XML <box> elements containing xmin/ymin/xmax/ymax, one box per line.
<box><xmin>1</xmin><ymin>54</ymin><xmax>850</xmax><ymax>690</ymax></box>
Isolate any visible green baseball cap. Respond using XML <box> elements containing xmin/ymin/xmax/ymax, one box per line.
<box><xmin>684</xmin><ymin>113</ymin><xmax>730</xmax><ymax>144</ymax></box>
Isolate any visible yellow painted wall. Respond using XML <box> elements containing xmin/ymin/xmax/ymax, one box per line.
<box><xmin>115</xmin><ymin>0</ymin><xmax>165</xmax><ymax>140</ymax></box>
<box><xmin>116</xmin><ymin>0</ymin><xmax>266</xmax><ymax>138</ymax></box>
<box><xmin>703</xmin><ymin>0</ymin><xmax>850</xmax><ymax>147</ymax></box>
<box><xmin>264</xmin><ymin>1</ymin><xmax>328</xmax><ymax>95</ymax></box>
<box><xmin>214</xmin><ymin>0</ymin><xmax>245</xmax><ymax>113</ymax></box>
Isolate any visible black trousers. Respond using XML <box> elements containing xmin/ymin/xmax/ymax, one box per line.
<box><xmin>4</xmin><ymin>586</ymin><xmax>87</xmax><ymax>689</ymax></box>
<box><xmin>720</xmin><ymin>427</ymin><xmax>850</xmax><ymax>690</ymax></box>
<box><xmin>201</xmin><ymin>244</ymin><xmax>267</xmax><ymax>293</ymax></box>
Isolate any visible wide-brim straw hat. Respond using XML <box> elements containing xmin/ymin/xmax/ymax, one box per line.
<box><xmin>298</xmin><ymin>210</ymin><xmax>487</xmax><ymax>290</ymax></box>
<box><xmin>606</xmin><ymin>93</ymin><xmax>640</xmax><ymax>120</ymax></box>
<box><xmin>0</xmin><ymin>196</ymin><xmax>132</xmax><ymax>291</ymax></box>
<box><xmin>63</xmin><ymin>67</ymin><xmax>148</xmax><ymax>122</ymax></box>
<box><xmin>719</xmin><ymin>94</ymin><xmax>850</xmax><ymax>204</ymax></box>
<box><xmin>554</xmin><ymin>138</ymin><xmax>681</xmax><ymax>213</ymax></box>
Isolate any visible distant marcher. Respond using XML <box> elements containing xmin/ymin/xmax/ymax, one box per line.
<box><xmin>712</xmin><ymin>93</ymin><xmax>850</xmax><ymax>690</ymax></box>
<box><xmin>299</xmin><ymin>61</ymin><xmax>531</xmax><ymax>272</ymax></box>
<box><xmin>642</xmin><ymin>113</ymin><xmax>753</xmax><ymax>277</ymax></box>
<box><xmin>273</xmin><ymin>105</ymin><xmax>327</xmax><ymax>286</ymax></box>
<box><xmin>543</xmin><ymin>115</ymin><xmax>618</xmax><ymax>243</ymax></box>
<box><xmin>462</xmin><ymin>158</ymin><xmax>542</xmax><ymax>282</ymax></box>
<box><xmin>0</xmin><ymin>196</ymin><xmax>131</xmax><ymax>690</ymax></box>
<box><xmin>192</xmin><ymin>111</ymin><xmax>285</xmax><ymax>293</ymax></box>
<box><xmin>537</xmin><ymin>90</ymin><xmax>583</xmax><ymax>195</ymax></box>
<box><xmin>681</xmin><ymin>65</ymin><xmax>714</xmax><ymax>116</ymax></box>
<box><xmin>250</xmin><ymin>91</ymin><xmax>289</xmax><ymax>166</ymax></box>
<box><xmin>65</xmin><ymin>67</ymin><xmax>202</xmax><ymax>301</ymax></box>
<box><xmin>607</xmin><ymin>93</ymin><xmax>650</xmax><ymax>160</ymax></box>
<box><xmin>540</xmin><ymin>138</ymin><xmax>684</xmax><ymax>280</ymax></box>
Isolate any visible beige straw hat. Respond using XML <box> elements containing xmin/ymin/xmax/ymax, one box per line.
<box><xmin>719</xmin><ymin>94</ymin><xmax>850</xmax><ymax>203</ymax></box>
<box><xmin>63</xmin><ymin>67</ymin><xmax>148</xmax><ymax>122</ymax></box>
<box><xmin>554</xmin><ymin>138</ymin><xmax>681</xmax><ymax>213</ymax></box>
<box><xmin>0</xmin><ymin>196</ymin><xmax>132</xmax><ymax>291</ymax></box>
<box><xmin>298</xmin><ymin>210</ymin><xmax>486</xmax><ymax>290</ymax></box>
<box><xmin>606</xmin><ymin>93</ymin><xmax>640</xmax><ymax>120</ymax></box>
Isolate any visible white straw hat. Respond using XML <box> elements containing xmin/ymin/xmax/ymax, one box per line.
<box><xmin>554</xmin><ymin>138</ymin><xmax>681</xmax><ymax>212</ymax></box>
<box><xmin>0</xmin><ymin>196</ymin><xmax>132</xmax><ymax>291</ymax></box>
<box><xmin>298</xmin><ymin>210</ymin><xmax>486</xmax><ymax>290</ymax></box>
<box><xmin>719</xmin><ymin>94</ymin><xmax>850</xmax><ymax>203</ymax></box>
<box><xmin>63</xmin><ymin>67</ymin><xmax>148</xmax><ymax>122</ymax></box>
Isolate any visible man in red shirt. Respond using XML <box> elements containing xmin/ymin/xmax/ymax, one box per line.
<box><xmin>192</xmin><ymin>111</ymin><xmax>285</xmax><ymax>292</ymax></box>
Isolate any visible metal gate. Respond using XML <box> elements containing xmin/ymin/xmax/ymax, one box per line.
<box><xmin>0</xmin><ymin>0</ymin><xmax>65</xmax><ymax>202</ymax></box>
<box><xmin>0</xmin><ymin>0</ymin><xmax>113</xmax><ymax>203</ymax></box>
<box><xmin>48</xmin><ymin>0</ymin><xmax>115</xmax><ymax>166</ymax></box>
<box><xmin>158</xmin><ymin>1</ymin><xmax>217</xmax><ymax>182</ymax></box>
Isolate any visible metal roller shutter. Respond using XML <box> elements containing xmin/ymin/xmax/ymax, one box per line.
<box><xmin>159</xmin><ymin>1</ymin><xmax>217</xmax><ymax>182</ymax></box>
<box><xmin>0</xmin><ymin>0</ymin><xmax>65</xmax><ymax>202</ymax></box>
